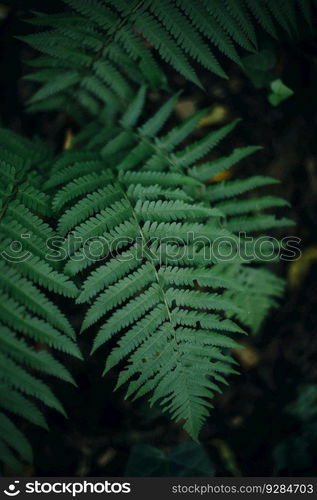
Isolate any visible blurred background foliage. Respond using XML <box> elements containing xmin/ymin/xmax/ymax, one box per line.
<box><xmin>1</xmin><ymin>0</ymin><xmax>317</xmax><ymax>477</ymax></box>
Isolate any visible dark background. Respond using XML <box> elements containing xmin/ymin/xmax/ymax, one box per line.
<box><xmin>1</xmin><ymin>0</ymin><xmax>317</xmax><ymax>477</ymax></box>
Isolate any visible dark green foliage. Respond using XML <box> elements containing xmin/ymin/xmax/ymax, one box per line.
<box><xmin>21</xmin><ymin>0</ymin><xmax>313</xmax><ymax>115</ymax></box>
<box><xmin>0</xmin><ymin>0</ymin><xmax>303</xmax><ymax>471</ymax></box>
<box><xmin>46</xmin><ymin>95</ymin><xmax>291</xmax><ymax>440</ymax></box>
<box><xmin>125</xmin><ymin>442</ymin><xmax>215</xmax><ymax>476</ymax></box>
<box><xmin>273</xmin><ymin>385</ymin><xmax>317</xmax><ymax>473</ymax></box>
<box><xmin>0</xmin><ymin>130</ymin><xmax>81</xmax><ymax>470</ymax></box>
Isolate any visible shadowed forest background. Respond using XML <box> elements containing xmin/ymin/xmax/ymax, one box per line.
<box><xmin>1</xmin><ymin>0</ymin><xmax>317</xmax><ymax>477</ymax></box>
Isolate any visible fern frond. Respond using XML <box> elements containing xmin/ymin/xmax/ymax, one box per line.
<box><xmin>0</xmin><ymin>131</ymin><xmax>79</xmax><ymax>468</ymax></box>
<box><xmin>53</xmin><ymin>95</ymin><xmax>291</xmax><ymax>439</ymax></box>
<box><xmin>22</xmin><ymin>0</ymin><xmax>313</xmax><ymax>113</ymax></box>
<box><xmin>54</xmin><ymin>154</ymin><xmax>244</xmax><ymax>438</ymax></box>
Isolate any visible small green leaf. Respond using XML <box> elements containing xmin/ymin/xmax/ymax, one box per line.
<box><xmin>268</xmin><ymin>78</ymin><xmax>294</xmax><ymax>106</ymax></box>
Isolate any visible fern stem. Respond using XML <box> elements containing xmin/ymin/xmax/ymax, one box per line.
<box><xmin>118</xmin><ymin>184</ymin><xmax>180</xmax><ymax>349</ymax></box>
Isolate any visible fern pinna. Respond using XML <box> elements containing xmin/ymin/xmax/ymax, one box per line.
<box><xmin>22</xmin><ymin>0</ymin><xmax>313</xmax><ymax>116</ymax></box>
<box><xmin>0</xmin><ymin>130</ymin><xmax>81</xmax><ymax>470</ymax></box>
<box><xmin>48</xmin><ymin>93</ymin><xmax>291</xmax><ymax>439</ymax></box>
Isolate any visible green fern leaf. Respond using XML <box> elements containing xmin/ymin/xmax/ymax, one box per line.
<box><xmin>20</xmin><ymin>2</ymin><xmax>313</xmax><ymax>115</ymax></box>
<box><xmin>51</xmin><ymin>95</ymin><xmax>291</xmax><ymax>441</ymax></box>
<box><xmin>0</xmin><ymin>131</ymin><xmax>79</xmax><ymax>468</ymax></box>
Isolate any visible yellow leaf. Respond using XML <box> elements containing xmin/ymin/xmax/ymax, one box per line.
<box><xmin>233</xmin><ymin>341</ymin><xmax>260</xmax><ymax>369</ymax></box>
<box><xmin>197</xmin><ymin>105</ymin><xmax>230</xmax><ymax>128</ymax></box>
<box><xmin>174</xmin><ymin>99</ymin><xmax>198</xmax><ymax>120</ymax></box>
<box><xmin>63</xmin><ymin>129</ymin><xmax>74</xmax><ymax>151</ymax></box>
<box><xmin>211</xmin><ymin>439</ymin><xmax>242</xmax><ymax>477</ymax></box>
<box><xmin>288</xmin><ymin>246</ymin><xmax>317</xmax><ymax>288</ymax></box>
<box><xmin>208</xmin><ymin>169</ymin><xmax>232</xmax><ymax>184</ymax></box>
<box><xmin>0</xmin><ymin>4</ymin><xmax>10</xmax><ymax>20</ymax></box>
